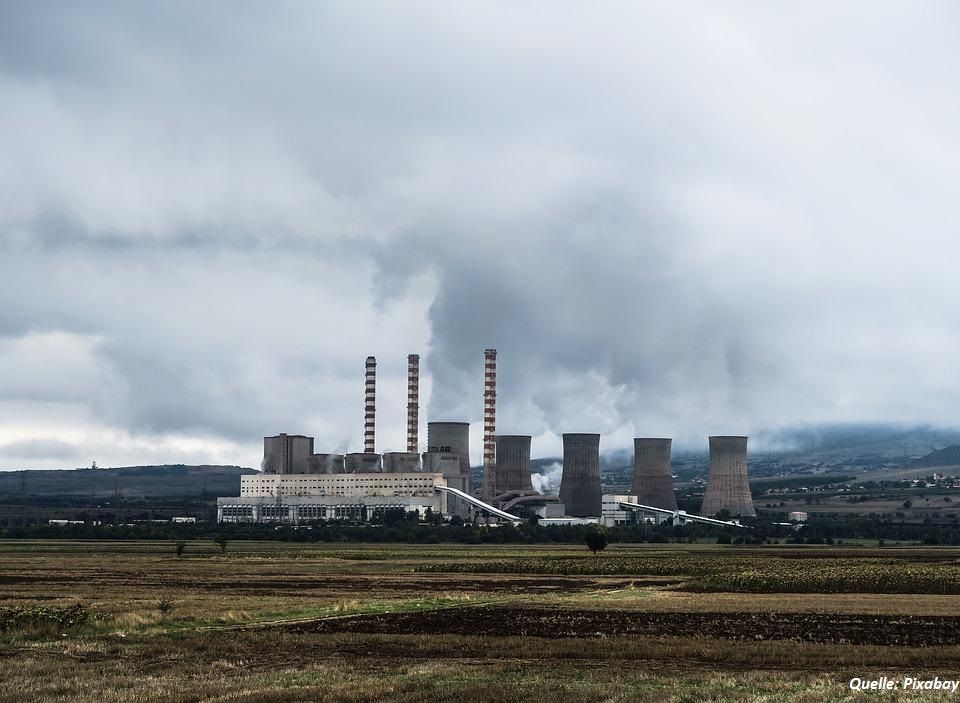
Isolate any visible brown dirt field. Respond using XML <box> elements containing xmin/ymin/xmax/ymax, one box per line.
<box><xmin>293</xmin><ymin>605</ymin><xmax>960</xmax><ymax>647</ymax></box>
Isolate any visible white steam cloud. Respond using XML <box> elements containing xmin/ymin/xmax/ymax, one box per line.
<box><xmin>530</xmin><ymin>461</ymin><xmax>563</xmax><ymax>496</ymax></box>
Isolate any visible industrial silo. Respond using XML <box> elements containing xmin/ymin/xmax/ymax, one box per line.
<box><xmin>632</xmin><ymin>438</ymin><xmax>678</xmax><ymax>510</ymax></box>
<box><xmin>382</xmin><ymin>452</ymin><xmax>422</xmax><ymax>473</ymax></box>
<box><xmin>344</xmin><ymin>452</ymin><xmax>382</xmax><ymax>474</ymax></box>
<box><xmin>559</xmin><ymin>433</ymin><xmax>601</xmax><ymax>517</ymax></box>
<box><xmin>307</xmin><ymin>453</ymin><xmax>345</xmax><ymax>474</ymax></box>
<box><xmin>495</xmin><ymin>435</ymin><xmax>533</xmax><ymax>494</ymax></box>
<box><xmin>701</xmin><ymin>436</ymin><xmax>755</xmax><ymax>517</ymax></box>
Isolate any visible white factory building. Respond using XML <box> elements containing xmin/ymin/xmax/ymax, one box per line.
<box><xmin>217</xmin><ymin>472</ymin><xmax>449</xmax><ymax>523</ymax></box>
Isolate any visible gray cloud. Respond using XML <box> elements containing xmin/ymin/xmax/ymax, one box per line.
<box><xmin>1</xmin><ymin>2</ymin><xmax>959</xmax><ymax>468</ymax></box>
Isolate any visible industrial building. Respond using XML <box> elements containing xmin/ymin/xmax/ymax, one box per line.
<box><xmin>601</xmin><ymin>494</ymin><xmax>747</xmax><ymax>529</ymax></box>
<box><xmin>700</xmin><ymin>436</ymin><xmax>756</xmax><ymax>517</ymax></box>
<box><xmin>219</xmin><ymin>473</ymin><xmax>448</xmax><ymax>523</ymax></box>
<box><xmin>262</xmin><ymin>433</ymin><xmax>314</xmax><ymax>474</ymax></box>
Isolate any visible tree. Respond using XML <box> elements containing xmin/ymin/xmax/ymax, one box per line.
<box><xmin>214</xmin><ymin>534</ymin><xmax>228</xmax><ymax>555</ymax></box>
<box><xmin>584</xmin><ymin>527</ymin><xmax>608</xmax><ymax>554</ymax></box>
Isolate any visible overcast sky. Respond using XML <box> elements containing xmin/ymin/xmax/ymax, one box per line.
<box><xmin>2</xmin><ymin>1</ymin><xmax>959</xmax><ymax>470</ymax></box>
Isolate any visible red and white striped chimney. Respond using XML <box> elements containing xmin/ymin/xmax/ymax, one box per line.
<box><xmin>364</xmin><ymin>356</ymin><xmax>376</xmax><ymax>453</ymax></box>
<box><xmin>406</xmin><ymin>354</ymin><xmax>420</xmax><ymax>453</ymax></box>
<box><xmin>482</xmin><ymin>348</ymin><xmax>497</xmax><ymax>501</ymax></box>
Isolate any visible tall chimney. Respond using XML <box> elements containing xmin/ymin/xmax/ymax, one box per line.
<box><xmin>364</xmin><ymin>356</ymin><xmax>376</xmax><ymax>453</ymax></box>
<box><xmin>406</xmin><ymin>354</ymin><xmax>420</xmax><ymax>453</ymax></box>
<box><xmin>482</xmin><ymin>348</ymin><xmax>497</xmax><ymax>501</ymax></box>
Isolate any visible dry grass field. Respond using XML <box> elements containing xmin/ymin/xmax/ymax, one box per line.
<box><xmin>3</xmin><ymin>540</ymin><xmax>960</xmax><ymax>702</ymax></box>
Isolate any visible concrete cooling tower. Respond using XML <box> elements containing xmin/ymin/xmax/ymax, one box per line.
<box><xmin>631</xmin><ymin>438</ymin><xmax>677</xmax><ymax>511</ymax></box>
<box><xmin>701</xmin><ymin>436</ymin><xmax>756</xmax><ymax>517</ymax></box>
<box><xmin>559</xmin><ymin>433</ymin><xmax>601</xmax><ymax>517</ymax></box>
<box><xmin>427</xmin><ymin>421</ymin><xmax>471</xmax><ymax>496</ymax></box>
<box><xmin>494</xmin><ymin>435</ymin><xmax>533</xmax><ymax>493</ymax></box>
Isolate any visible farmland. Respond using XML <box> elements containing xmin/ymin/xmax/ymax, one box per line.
<box><xmin>3</xmin><ymin>541</ymin><xmax>960</xmax><ymax>701</ymax></box>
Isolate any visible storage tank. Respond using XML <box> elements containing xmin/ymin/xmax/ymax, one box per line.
<box><xmin>495</xmin><ymin>435</ymin><xmax>533</xmax><ymax>494</ymax></box>
<box><xmin>631</xmin><ymin>438</ymin><xmax>678</xmax><ymax>510</ymax></box>
<box><xmin>559</xmin><ymin>433</ymin><xmax>601</xmax><ymax>517</ymax></box>
<box><xmin>701</xmin><ymin>436</ymin><xmax>755</xmax><ymax>517</ymax></box>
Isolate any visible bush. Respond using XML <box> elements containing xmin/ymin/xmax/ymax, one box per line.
<box><xmin>0</xmin><ymin>605</ymin><xmax>90</xmax><ymax>635</ymax></box>
<box><xmin>584</xmin><ymin>528</ymin><xmax>608</xmax><ymax>554</ymax></box>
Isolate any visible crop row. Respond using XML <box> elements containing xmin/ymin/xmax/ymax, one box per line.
<box><xmin>416</xmin><ymin>556</ymin><xmax>960</xmax><ymax>593</ymax></box>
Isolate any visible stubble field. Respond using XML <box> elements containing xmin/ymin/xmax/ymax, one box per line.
<box><xmin>2</xmin><ymin>540</ymin><xmax>960</xmax><ymax>702</ymax></box>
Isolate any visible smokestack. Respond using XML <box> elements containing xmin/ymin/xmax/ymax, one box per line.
<box><xmin>559</xmin><ymin>433</ymin><xmax>601</xmax><ymax>517</ymax></box>
<box><xmin>482</xmin><ymin>349</ymin><xmax>497</xmax><ymax>502</ymax></box>
<box><xmin>406</xmin><ymin>354</ymin><xmax>420</xmax><ymax>453</ymax></box>
<box><xmin>632</xmin><ymin>438</ymin><xmax>678</xmax><ymax>510</ymax></box>
<box><xmin>701</xmin><ymin>436</ymin><xmax>755</xmax><ymax>517</ymax></box>
<box><xmin>495</xmin><ymin>435</ymin><xmax>533</xmax><ymax>494</ymax></box>
<box><xmin>364</xmin><ymin>356</ymin><xmax>376</xmax><ymax>453</ymax></box>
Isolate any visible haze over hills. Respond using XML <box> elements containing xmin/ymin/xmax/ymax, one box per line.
<box><xmin>0</xmin><ymin>465</ymin><xmax>255</xmax><ymax>497</ymax></box>
<box><xmin>5</xmin><ymin>424</ymin><xmax>960</xmax><ymax>498</ymax></box>
<box><xmin>911</xmin><ymin>445</ymin><xmax>960</xmax><ymax>468</ymax></box>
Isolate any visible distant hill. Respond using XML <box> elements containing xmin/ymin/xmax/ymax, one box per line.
<box><xmin>912</xmin><ymin>445</ymin><xmax>960</xmax><ymax>468</ymax></box>
<box><xmin>0</xmin><ymin>465</ymin><xmax>257</xmax><ymax>497</ymax></box>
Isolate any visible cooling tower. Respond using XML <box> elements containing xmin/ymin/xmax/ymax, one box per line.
<box><xmin>495</xmin><ymin>435</ymin><xmax>533</xmax><ymax>494</ymax></box>
<box><xmin>427</xmin><ymin>422</ymin><xmax>471</xmax><ymax>515</ymax></box>
<box><xmin>427</xmin><ymin>422</ymin><xmax>471</xmax><ymax>491</ymax></box>
<box><xmin>632</xmin><ymin>438</ymin><xmax>677</xmax><ymax>510</ymax></box>
<box><xmin>306</xmin><ymin>453</ymin><xmax>345</xmax><ymax>474</ymax></box>
<box><xmin>559</xmin><ymin>433</ymin><xmax>601</xmax><ymax>517</ymax></box>
<box><xmin>382</xmin><ymin>452</ymin><xmax>421</xmax><ymax>473</ymax></box>
<box><xmin>701</xmin><ymin>436</ymin><xmax>755</xmax><ymax>517</ymax></box>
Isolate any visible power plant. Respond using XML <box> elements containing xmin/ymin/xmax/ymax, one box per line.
<box><xmin>701</xmin><ymin>436</ymin><xmax>756</xmax><ymax>517</ymax></box>
<box><xmin>631</xmin><ymin>438</ymin><xmax>677</xmax><ymax>511</ymax></box>
<box><xmin>217</xmin><ymin>350</ymin><xmax>755</xmax><ymax>525</ymax></box>
<box><xmin>558</xmin><ymin>433</ymin><xmax>601</xmax><ymax>517</ymax></box>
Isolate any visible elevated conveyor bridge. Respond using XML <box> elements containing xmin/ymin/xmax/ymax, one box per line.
<box><xmin>435</xmin><ymin>485</ymin><xmax>523</xmax><ymax>522</ymax></box>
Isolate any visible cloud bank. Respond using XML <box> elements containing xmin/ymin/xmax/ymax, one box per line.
<box><xmin>2</xmin><ymin>2</ymin><xmax>959</xmax><ymax>468</ymax></box>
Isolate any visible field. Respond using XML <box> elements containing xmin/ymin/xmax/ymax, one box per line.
<box><xmin>4</xmin><ymin>541</ymin><xmax>960</xmax><ymax>701</ymax></box>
